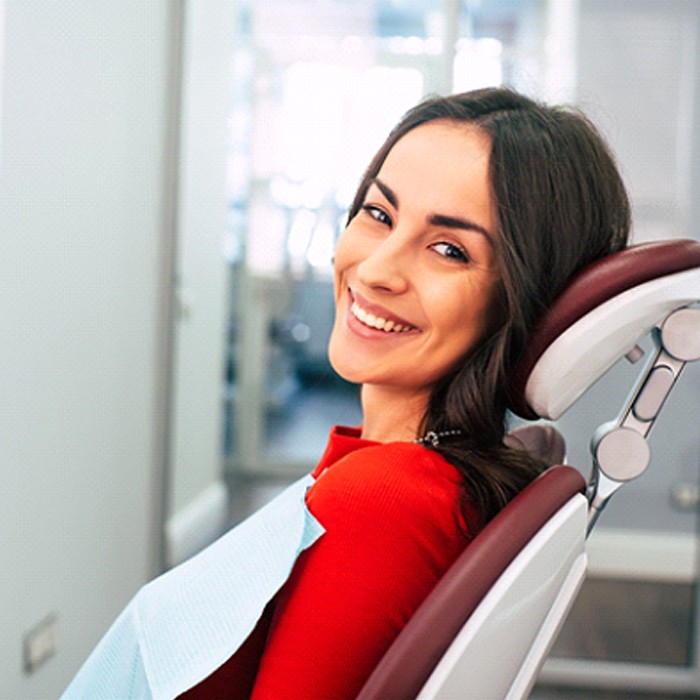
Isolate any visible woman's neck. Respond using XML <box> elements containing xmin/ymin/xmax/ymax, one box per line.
<box><xmin>359</xmin><ymin>384</ymin><xmax>429</xmax><ymax>443</ymax></box>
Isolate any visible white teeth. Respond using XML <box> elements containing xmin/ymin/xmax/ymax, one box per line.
<box><xmin>351</xmin><ymin>301</ymin><xmax>414</xmax><ymax>333</ymax></box>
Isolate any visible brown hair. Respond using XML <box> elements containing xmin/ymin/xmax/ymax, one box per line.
<box><xmin>347</xmin><ymin>87</ymin><xmax>630</xmax><ymax>532</ymax></box>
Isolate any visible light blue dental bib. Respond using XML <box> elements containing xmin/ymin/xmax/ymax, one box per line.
<box><xmin>61</xmin><ymin>474</ymin><xmax>324</xmax><ymax>700</ymax></box>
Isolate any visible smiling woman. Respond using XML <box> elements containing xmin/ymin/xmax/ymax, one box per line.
<box><xmin>62</xmin><ymin>87</ymin><xmax>631</xmax><ymax>700</ymax></box>
<box><xmin>342</xmin><ymin>87</ymin><xmax>630</xmax><ymax>531</ymax></box>
<box><xmin>329</xmin><ymin>122</ymin><xmax>500</xmax><ymax>443</ymax></box>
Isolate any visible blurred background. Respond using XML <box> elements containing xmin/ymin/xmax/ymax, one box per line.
<box><xmin>2</xmin><ymin>0</ymin><xmax>700</xmax><ymax>697</ymax></box>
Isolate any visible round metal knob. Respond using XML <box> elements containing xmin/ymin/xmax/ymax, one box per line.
<box><xmin>661</xmin><ymin>307</ymin><xmax>700</xmax><ymax>362</ymax></box>
<box><xmin>595</xmin><ymin>427</ymin><xmax>651</xmax><ymax>482</ymax></box>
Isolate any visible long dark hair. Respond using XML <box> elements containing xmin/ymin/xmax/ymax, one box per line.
<box><xmin>347</xmin><ymin>87</ymin><xmax>630</xmax><ymax>532</ymax></box>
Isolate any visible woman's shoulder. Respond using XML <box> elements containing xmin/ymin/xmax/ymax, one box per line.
<box><xmin>327</xmin><ymin>438</ymin><xmax>458</xmax><ymax>479</ymax></box>
<box><xmin>308</xmin><ymin>440</ymin><xmax>462</xmax><ymax>517</ymax></box>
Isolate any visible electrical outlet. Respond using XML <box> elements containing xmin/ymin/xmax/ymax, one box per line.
<box><xmin>23</xmin><ymin>614</ymin><xmax>57</xmax><ymax>674</ymax></box>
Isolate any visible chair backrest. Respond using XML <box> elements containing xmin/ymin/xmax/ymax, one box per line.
<box><xmin>356</xmin><ymin>466</ymin><xmax>586</xmax><ymax>700</ymax></box>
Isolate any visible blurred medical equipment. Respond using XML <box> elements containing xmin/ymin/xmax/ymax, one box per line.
<box><xmin>357</xmin><ymin>239</ymin><xmax>700</xmax><ymax>700</ymax></box>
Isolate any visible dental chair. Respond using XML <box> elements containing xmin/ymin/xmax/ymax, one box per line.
<box><xmin>357</xmin><ymin>239</ymin><xmax>700</xmax><ymax>700</ymax></box>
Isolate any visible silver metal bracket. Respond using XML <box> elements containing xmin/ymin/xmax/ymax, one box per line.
<box><xmin>587</xmin><ymin>305</ymin><xmax>700</xmax><ymax>533</ymax></box>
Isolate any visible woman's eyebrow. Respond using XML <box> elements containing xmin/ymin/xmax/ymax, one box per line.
<box><xmin>372</xmin><ymin>177</ymin><xmax>493</xmax><ymax>244</ymax></box>
<box><xmin>429</xmin><ymin>213</ymin><xmax>494</xmax><ymax>244</ymax></box>
<box><xmin>372</xmin><ymin>177</ymin><xmax>399</xmax><ymax>208</ymax></box>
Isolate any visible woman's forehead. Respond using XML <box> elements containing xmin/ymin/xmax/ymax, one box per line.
<box><xmin>375</xmin><ymin>121</ymin><xmax>494</xmax><ymax>229</ymax></box>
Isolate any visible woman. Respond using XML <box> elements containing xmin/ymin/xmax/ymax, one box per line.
<box><xmin>63</xmin><ymin>87</ymin><xmax>630</xmax><ymax>699</ymax></box>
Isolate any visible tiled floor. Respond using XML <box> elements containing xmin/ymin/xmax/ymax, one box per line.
<box><xmin>550</xmin><ymin>579</ymin><xmax>695</xmax><ymax>666</ymax></box>
<box><xmin>530</xmin><ymin>578</ymin><xmax>699</xmax><ymax>698</ymax></box>
<box><xmin>532</xmin><ymin>689</ymin><xmax>700</xmax><ymax>699</ymax></box>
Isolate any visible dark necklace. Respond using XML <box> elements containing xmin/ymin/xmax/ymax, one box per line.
<box><xmin>414</xmin><ymin>429</ymin><xmax>462</xmax><ymax>447</ymax></box>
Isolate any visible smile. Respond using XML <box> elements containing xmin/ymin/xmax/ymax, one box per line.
<box><xmin>350</xmin><ymin>300</ymin><xmax>419</xmax><ymax>333</ymax></box>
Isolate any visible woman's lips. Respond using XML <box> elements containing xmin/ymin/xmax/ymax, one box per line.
<box><xmin>349</xmin><ymin>291</ymin><xmax>420</xmax><ymax>334</ymax></box>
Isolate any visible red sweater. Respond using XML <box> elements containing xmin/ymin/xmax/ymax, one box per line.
<box><xmin>180</xmin><ymin>426</ymin><xmax>471</xmax><ymax>699</ymax></box>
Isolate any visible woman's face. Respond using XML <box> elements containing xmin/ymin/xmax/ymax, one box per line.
<box><xmin>328</xmin><ymin>120</ymin><xmax>501</xmax><ymax>398</ymax></box>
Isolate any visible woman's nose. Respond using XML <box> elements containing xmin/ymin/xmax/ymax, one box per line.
<box><xmin>355</xmin><ymin>234</ymin><xmax>410</xmax><ymax>293</ymax></box>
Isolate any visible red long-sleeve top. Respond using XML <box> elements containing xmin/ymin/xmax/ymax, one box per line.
<box><xmin>180</xmin><ymin>426</ymin><xmax>472</xmax><ymax>699</ymax></box>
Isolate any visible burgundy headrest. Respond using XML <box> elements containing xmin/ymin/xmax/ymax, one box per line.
<box><xmin>509</xmin><ymin>239</ymin><xmax>700</xmax><ymax>420</ymax></box>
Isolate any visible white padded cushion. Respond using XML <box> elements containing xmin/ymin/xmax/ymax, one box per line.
<box><xmin>525</xmin><ymin>267</ymin><xmax>700</xmax><ymax>420</ymax></box>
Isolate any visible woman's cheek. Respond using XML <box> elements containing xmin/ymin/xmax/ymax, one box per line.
<box><xmin>333</xmin><ymin>226</ymin><xmax>361</xmax><ymax>281</ymax></box>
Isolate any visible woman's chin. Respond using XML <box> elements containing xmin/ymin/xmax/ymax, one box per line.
<box><xmin>327</xmin><ymin>350</ymin><xmax>361</xmax><ymax>386</ymax></box>
<box><xmin>328</xmin><ymin>324</ymin><xmax>353</xmax><ymax>380</ymax></box>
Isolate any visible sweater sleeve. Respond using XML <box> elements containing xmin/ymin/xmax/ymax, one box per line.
<box><xmin>250</xmin><ymin>443</ymin><xmax>468</xmax><ymax>700</ymax></box>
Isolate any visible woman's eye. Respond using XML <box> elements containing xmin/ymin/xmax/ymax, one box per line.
<box><xmin>362</xmin><ymin>205</ymin><xmax>391</xmax><ymax>226</ymax></box>
<box><xmin>431</xmin><ymin>242</ymin><xmax>470</xmax><ymax>263</ymax></box>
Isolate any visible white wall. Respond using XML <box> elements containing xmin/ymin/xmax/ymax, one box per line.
<box><xmin>0</xmin><ymin>1</ymin><xmax>174</xmax><ymax>695</ymax></box>
<box><xmin>166</xmin><ymin>0</ymin><xmax>235</xmax><ymax>566</ymax></box>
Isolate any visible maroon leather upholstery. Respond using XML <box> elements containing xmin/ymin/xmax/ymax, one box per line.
<box><xmin>356</xmin><ymin>465</ymin><xmax>585</xmax><ymax>700</ymax></box>
<box><xmin>509</xmin><ymin>239</ymin><xmax>700</xmax><ymax>419</ymax></box>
